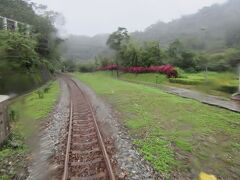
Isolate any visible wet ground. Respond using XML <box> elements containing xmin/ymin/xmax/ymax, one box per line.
<box><xmin>121</xmin><ymin>79</ymin><xmax>240</xmax><ymax>113</ymax></box>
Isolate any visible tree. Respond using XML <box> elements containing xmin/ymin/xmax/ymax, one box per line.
<box><xmin>0</xmin><ymin>0</ymin><xmax>62</xmax><ymax>66</ymax></box>
<box><xmin>107</xmin><ymin>27</ymin><xmax>130</xmax><ymax>77</ymax></box>
<box><xmin>140</xmin><ymin>41</ymin><xmax>163</xmax><ymax>67</ymax></box>
<box><xmin>168</xmin><ymin>39</ymin><xmax>184</xmax><ymax>58</ymax></box>
<box><xmin>107</xmin><ymin>27</ymin><xmax>130</xmax><ymax>51</ymax></box>
<box><xmin>0</xmin><ymin>31</ymin><xmax>38</xmax><ymax>71</ymax></box>
<box><xmin>119</xmin><ymin>40</ymin><xmax>141</xmax><ymax>67</ymax></box>
<box><xmin>167</xmin><ymin>39</ymin><xmax>197</xmax><ymax>71</ymax></box>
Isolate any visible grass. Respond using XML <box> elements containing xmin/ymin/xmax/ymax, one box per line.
<box><xmin>120</xmin><ymin>72</ymin><xmax>168</xmax><ymax>84</ymax></box>
<box><xmin>9</xmin><ymin>81</ymin><xmax>60</xmax><ymax>138</ymax></box>
<box><xmin>74</xmin><ymin>72</ymin><xmax>240</xmax><ymax>179</ymax></box>
<box><xmin>0</xmin><ymin>81</ymin><xmax>60</xmax><ymax>179</ymax></box>
<box><xmin>119</xmin><ymin>71</ymin><xmax>238</xmax><ymax>97</ymax></box>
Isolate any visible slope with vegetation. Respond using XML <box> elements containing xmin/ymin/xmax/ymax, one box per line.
<box><xmin>0</xmin><ymin>0</ymin><xmax>63</xmax><ymax>94</ymax></box>
<box><xmin>0</xmin><ymin>81</ymin><xmax>59</xmax><ymax>179</ymax></box>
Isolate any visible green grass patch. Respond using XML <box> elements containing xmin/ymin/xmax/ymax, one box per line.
<box><xmin>134</xmin><ymin>138</ymin><xmax>175</xmax><ymax>175</ymax></box>
<box><xmin>117</xmin><ymin>71</ymin><xmax>238</xmax><ymax>97</ymax></box>
<box><xmin>9</xmin><ymin>81</ymin><xmax>59</xmax><ymax>138</ymax></box>
<box><xmin>120</xmin><ymin>73</ymin><xmax>168</xmax><ymax>84</ymax></box>
<box><xmin>169</xmin><ymin>78</ymin><xmax>202</xmax><ymax>85</ymax></box>
<box><xmin>73</xmin><ymin>72</ymin><xmax>240</xmax><ymax>178</ymax></box>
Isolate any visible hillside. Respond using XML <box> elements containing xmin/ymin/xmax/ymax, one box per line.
<box><xmin>59</xmin><ymin>34</ymin><xmax>109</xmax><ymax>61</ymax></box>
<box><xmin>132</xmin><ymin>0</ymin><xmax>240</xmax><ymax>51</ymax></box>
<box><xmin>60</xmin><ymin>0</ymin><xmax>240</xmax><ymax>60</ymax></box>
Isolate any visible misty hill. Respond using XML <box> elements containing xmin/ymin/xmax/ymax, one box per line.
<box><xmin>60</xmin><ymin>0</ymin><xmax>240</xmax><ymax>60</ymax></box>
<box><xmin>59</xmin><ymin>34</ymin><xmax>109</xmax><ymax>60</ymax></box>
<box><xmin>133</xmin><ymin>0</ymin><xmax>240</xmax><ymax>51</ymax></box>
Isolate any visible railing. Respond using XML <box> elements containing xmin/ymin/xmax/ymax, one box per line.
<box><xmin>0</xmin><ymin>15</ymin><xmax>31</xmax><ymax>35</ymax></box>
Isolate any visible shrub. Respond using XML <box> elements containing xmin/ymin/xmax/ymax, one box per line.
<box><xmin>79</xmin><ymin>64</ymin><xmax>96</xmax><ymax>72</ymax></box>
<box><xmin>36</xmin><ymin>90</ymin><xmax>44</xmax><ymax>99</ymax></box>
<box><xmin>97</xmin><ymin>64</ymin><xmax>178</xmax><ymax>78</ymax></box>
<box><xmin>169</xmin><ymin>78</ymin><xmax>202</xmax><ymax>85</ymax></box>
<box><xmin>218</xmin><ymin>84</ymin><xmax>238</xmax><ymax>94</ymax></box>
<box><xmin>174</xmin><ymin>67</ymin><xmax>185</xmax><ymax>78</ymax></box>
<box><xmin>9</xmin><ymin>109</ymin><xmax>17</xmax><ymax>121</ymax></box>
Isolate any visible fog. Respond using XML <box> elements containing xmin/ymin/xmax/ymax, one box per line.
<box><xmin>31</xmin><ymin>0</ymin><xmax>226</xmax><ymax>36</ymax></box>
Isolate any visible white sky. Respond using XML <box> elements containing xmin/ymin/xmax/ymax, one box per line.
<box><xmin>31</xmin><ymin>0</ymin><xmax>227</xmax><ymax>36</ymax></box>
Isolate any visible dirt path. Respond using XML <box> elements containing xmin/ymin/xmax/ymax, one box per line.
<box><xmin>121</xmin><ymin>79</ymin><xmax>240</xmax><ymax>113</ymax></box>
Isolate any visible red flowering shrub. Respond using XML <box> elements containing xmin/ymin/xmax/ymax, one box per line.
<box><xmin>97</xmin><ymin>64</ymin><xmax>178</xmax><ymax>78</ymax></box>
<box><xmin>123</xmin><ymin>65</ymin><xmax>178</xmax><ymax>78</ymax></box>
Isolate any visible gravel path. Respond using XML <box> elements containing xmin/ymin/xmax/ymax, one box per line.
<box><xmin>72</xmin><ymin>77</ymin><xmax>161</xmax><ymax>180</ymax></box>
<box><xmin>27</xmin><ymin>78</ymin><xmax>70</xmax><ymax>180</ymax></box>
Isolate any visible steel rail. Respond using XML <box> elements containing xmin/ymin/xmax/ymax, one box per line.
<box><xmin>62</xmin><ymin>86</ymin><xmax>73</xmax><ymax>180</ymax></box>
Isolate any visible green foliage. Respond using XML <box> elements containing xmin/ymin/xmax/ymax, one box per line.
<box><xmin>9</xmin><ymin>109</ymin><xmax>16</xmax><ymax>121</ymax></box>
<box><xmin>218</xmin><ymin>84</ymin><xmax>238</xmax><ymax>94</ymax></box>
<box><xmin>0</xmin><ymin>175</ymin><xmax>9</xmax><ymax>180</ymax></box>
<box><xmin>0</xmin><ymin>0</ymin><xmax>61</xmax><ymax>60</ymax></box>
<box><xmin>9</xmin><ymin>81</ymin><xmax>59</xmax><ymax>138</ymax></box>
<box><xmin>140</xmin><ymin>41</ymin><xmax>163</xmax><ymax>66</ymax></box>
<box><xmin>36</xmin><ymin>89</ymin><xmax>44</xmax><ymax>99</ymax></box>
<box><xmin>62</xmin><ymin>60</ymin><xmax>76</xmax><ymax>72</ymax></box>
<box><xmin>121</xmin><ymin>73</ymin><xmax>167</xmax><ymax>84</ymax></box>
<box><xmin>134</xmin><ymin>138</ymin><xmax>175</xmax><ymax>174</ymax></box>
<box><xmin>169</xmin><ymin>78</ymin><xmax>202</xmax><ymax>85</ymax></box>
<box><xmin>107</xmin><ymin>27</ymin><xmax>130</xmax><ymax>51</ymax></box>
<box><xmin>79</xmin><ymin>63</ymin><xmax>96</xmax><ymax>73</ymax></box>
<box><xmin>0</xmin><ymin>31</ymin><xmax>38</xmax><ymax>70</ymax></box>
<box><xmin>0</xmin><ymin>81</ymin><xmax>59</xmax><ymax>179</ymax></box>
<box><xmin>119</xmin><ymin>40</ymin><xmax>141</xmax><ymax>67</ymax></box>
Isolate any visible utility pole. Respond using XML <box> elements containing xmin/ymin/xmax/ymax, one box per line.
<box><xmin>232</xmin><ymin>61</ymin><xmax>240</xmax><ymax>100</ymax></box>
<box><xmin>14</xmin><ymin>21</ymin><xmax>18</xmax><ymax>32</ymax></box>
<box><xmin>3</xmin><ymin>17</ymin><xmax>7</xmax><ymax>30</ymax></box>
<box><xmin>201</xmin><ymin>27</ymin><xmax>208</xmax><ymax>82</ymax></box>
<box><xmin>238</xmin><ymin>63</ymin><xmax>240</xmax><ymax>93</ymax></box>
<box><xmin>26</xmin><ymin>25</ymin><xmax>30</xmax><ymax>36</ymax></box>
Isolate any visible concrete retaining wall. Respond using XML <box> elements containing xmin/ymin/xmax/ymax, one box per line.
<box><xmin>0</xmin><ymin>100</ymin><xmax>10</xmax><ymax>146</ymax></box>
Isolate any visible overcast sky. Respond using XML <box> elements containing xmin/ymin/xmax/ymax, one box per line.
<box><xmin>31</xmin><ymin>0</ymin><xmax>227</xmax><ymax>36</ymax></box>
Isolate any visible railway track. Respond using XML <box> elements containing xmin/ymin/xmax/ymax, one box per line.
<box><xmin>62</xmin><ymin>77</ymin><xmax>115</xmax><ymax>180</ymax></box>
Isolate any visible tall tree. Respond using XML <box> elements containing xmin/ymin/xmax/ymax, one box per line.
<box><xmin>107</xmin><ymin>27</ymin><xmax>130</xmax><ymax>77</ymax></box>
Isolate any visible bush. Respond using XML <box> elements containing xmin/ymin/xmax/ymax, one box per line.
<box><xmin>175</xmin><ymin>67</ymin><xmax>185</xmax><ymax>78</ymax></box>
<box><xmin>9</xmin><ymin>109</ymin><xmax>17</xmax><ymax>121</ymax></box>
<box><xmin>36</xmin><ymin>90</ymin><xmax>44</xmax><ymax>99</ymax></box>
<box><xmin>97</xmin><ymin>64</ymin><xmax>178</xmax><ymax>78</ymax></box>
<box><xmin>169</xmin><ymin>78</ymin><xmax>202</xmax><ymax>85</ymax></box>
<box><xmin>218</xmin><ymin>84</ymin><xmax>238</xmax><ymax>94</ymax></box>
<box><xmin>79</xmin><ymin>64</ymin><xmax>96</xmax><ymax>72</ymax></box>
